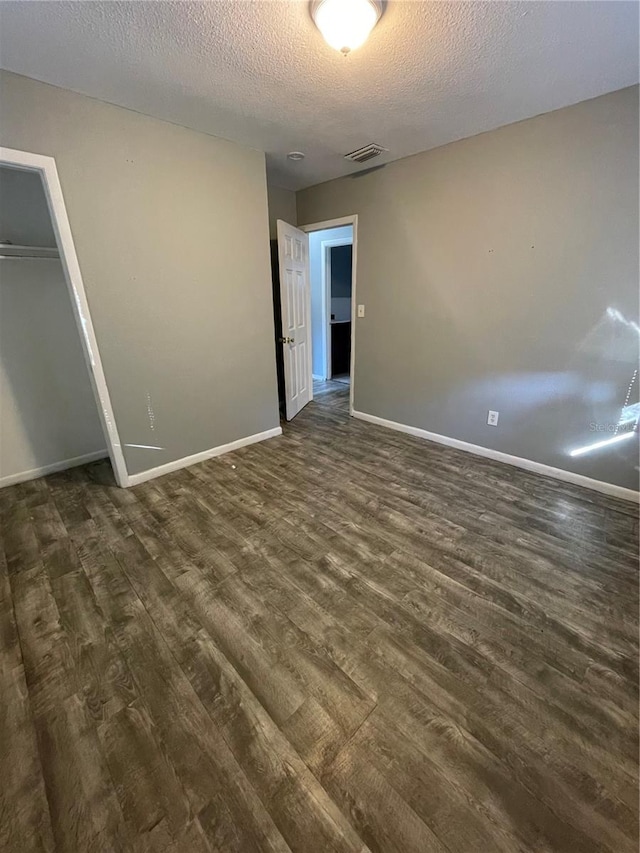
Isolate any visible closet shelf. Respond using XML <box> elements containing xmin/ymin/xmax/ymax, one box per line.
<box><xmin>0</xmin><ymin>243</ymin><xmax>59</xmax><ymax>259</ymax></box>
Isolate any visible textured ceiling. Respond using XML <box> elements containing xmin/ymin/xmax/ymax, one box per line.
<box><xmin>0</xmin><ymin>1</ymin><xmax>638</xmax><ymax>190</ymax></box>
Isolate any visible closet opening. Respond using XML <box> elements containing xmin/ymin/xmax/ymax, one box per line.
<box><xmin>0</xmin><ymin>148</ymin><xmax>127</xmax><ymax>488</ymax></box>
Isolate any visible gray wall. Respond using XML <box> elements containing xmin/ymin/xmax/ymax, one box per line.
<box><xmin>298</xmin><ymin>87</ymin><xmax>640</xmax><ymax>491</ymax></box>
<box><xmin>0</xmin><ymin>165</ymin><xmax>56</xmax><ymax>246</ymax></box>
<box><xmin>1</xmin><ymin>259</ymin><xmax>107</xmax><ymax>483</ymax></box>
<box><xmin>330</xmin><ymin>244</ymin><xmax>352</xmax><ymax>325</ymax></box>
<box><xmin>267</xmin><ymin>184</ymin><xmax>297</xmax><ymax>239</ymax></box>
<box><xmin>331</xmin><ymin>245</ymin><xmax>352</xmax><ymax>298</ymax></box>
<box><xmin>1</xmin><ymin>71</ymin><xmax>280</xmax><ymax>477</ymax></box>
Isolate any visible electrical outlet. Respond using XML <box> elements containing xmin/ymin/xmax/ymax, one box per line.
<box><xmin>487</xmin><ymin>410</ymin><xmax>499</xmax><ymax>426</ymax></box>
<box><xmin>357</xmin><ymin>304</ymin><xmax>365</xmax><ymax>318</ymax></box>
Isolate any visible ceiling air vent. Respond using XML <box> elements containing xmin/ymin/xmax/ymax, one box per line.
<box><xmin>344</xmin><ymin>143</ymin><xmax>388</xmax><ymax>164</ymax></box>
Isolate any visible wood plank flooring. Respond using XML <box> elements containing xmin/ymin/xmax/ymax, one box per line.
<box><xmin>1</xmin><ymin>380</ymin><xmax>638</xmax><ymax>852</ymax></box>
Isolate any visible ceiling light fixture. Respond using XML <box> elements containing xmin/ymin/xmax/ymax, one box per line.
<box><xmin>311</xmin><ymin>0</ymin><xmax>383</xmax><ymax>55</ymax></box>
<box><xmin>287</xmin><ymin>151</ymin><xmax>305</xmax><ymax>161</ymax></box>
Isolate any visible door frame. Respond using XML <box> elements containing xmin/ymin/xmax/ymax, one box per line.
<box><xmin>0</xmin><ymin>146</ymin><xmax>128</xmax><ymax>487</ymax></box>
<box><xmin>322</xmin><ymin>236</ymin><xmax>353</xmax><ymax>382</ymax></box>
<box><xmin>301</xmin><ymin>215</ymin><xmax>358</xmax><ymax>415</ymax></box>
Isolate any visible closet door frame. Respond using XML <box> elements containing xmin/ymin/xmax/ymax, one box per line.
<box><xmin>0</xmin><ymin>147</ymin><xmax>129</xmax><ymax>487</ymax></box>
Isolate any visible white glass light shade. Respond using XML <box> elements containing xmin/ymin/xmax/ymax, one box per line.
<box><xmin>311</xmin><ymin>0</ymin><xmax>383</xmax><ymax>54</ymax></box>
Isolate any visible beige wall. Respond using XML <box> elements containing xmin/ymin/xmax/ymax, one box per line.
<box><xmin>267</xmin><ymin>184</ymin><xmax>297</xmax><ymax>239</ymax></box>
<box><xmin>0</xmin><ymin>71</ymin><xmax>280</xmax><ymax>477</ymax></box>
<box><xmin>298</xmin><ymin>87</ymin><xmax>640</xmax><ymax>490</ymax></box>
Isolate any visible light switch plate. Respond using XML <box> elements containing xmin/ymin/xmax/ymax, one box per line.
<box><xmin>357</xmin><ymin>304</ymin><xmax>365</xmax><ymax>318</ymax></box>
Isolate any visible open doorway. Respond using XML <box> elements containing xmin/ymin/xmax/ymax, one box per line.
<box><xmin>328</xmin><ymin>242</ymin><xmax>352</xmax><ymax>386</ymax></box>
<box><xmin>301</xmin><ymin>215</ymin><xmax>358</xmax><ymax>415</ymax></box>
<box><xmin>0</xmin><ymin>147</ymin><xmax>127</xmax><ymax>487</ymax></box>
<box><xmin>307</xmin><ymin>224</ymin><xmax>354</xmax><ymax>386</ymax></box>
<box><xmin>271</xmin><ymin>214</ymin><xmax>357</xmax><ymax>421</ymax></box>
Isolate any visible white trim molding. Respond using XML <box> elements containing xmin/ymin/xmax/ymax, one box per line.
<box><xmin>0</xmin><ymin>146</ymin><xmax>129</xmax><ymax>487</ymax></box>
<box><xmin>0</xmin><ymin>451</ymin><xmax>108</xmax><ymax>489</ymax></box>
<box><xmin>126</xmin><ymin>427</ymin><xmax>283</xmax><ymax>487</ymax></box>
<box><xmin>301</xmin><ymin>216</ymin><xmax>357</xmax><ymax>232</ymax></box>
<box><xmin>352</xmin><ymin>410</ymin><xmax>639</xmax><ymax>503</ymax></box>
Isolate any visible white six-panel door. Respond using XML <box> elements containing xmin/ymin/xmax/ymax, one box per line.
<box><xmin>276</xmin><ymin>220</ymin><xmax>312</xmax><ymax>420</ymax></box>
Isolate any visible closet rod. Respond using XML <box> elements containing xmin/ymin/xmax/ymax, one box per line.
<box><xmin>0</xmin><ymin>243</ymin><xmax>60</xmax><ymax>260</ymax></box>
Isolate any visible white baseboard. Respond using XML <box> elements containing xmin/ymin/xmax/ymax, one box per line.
<box><xmin>0</xmin><ymin>450</ymin><xmax>109</xmax><ymax>489</ymax></box>
<box><xmin>352</xmin><ymin>410</ymin><xmax>639</xmax><ymax>503</ymax></box>
<box><xmin>126</xmin><ymin>426</ymin><xmax>283</xmax><ymax>487</ymax></box>
<box><xmin>312</xmin><ymin>374</ymin><xmax>324</xmax><ymax>381</ymax></box>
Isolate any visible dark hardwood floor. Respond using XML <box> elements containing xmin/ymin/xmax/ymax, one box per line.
<box><xmin>1</xmin><ymin>380</ymin><xmax>638</xmax><ymax>852</ymax></box>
